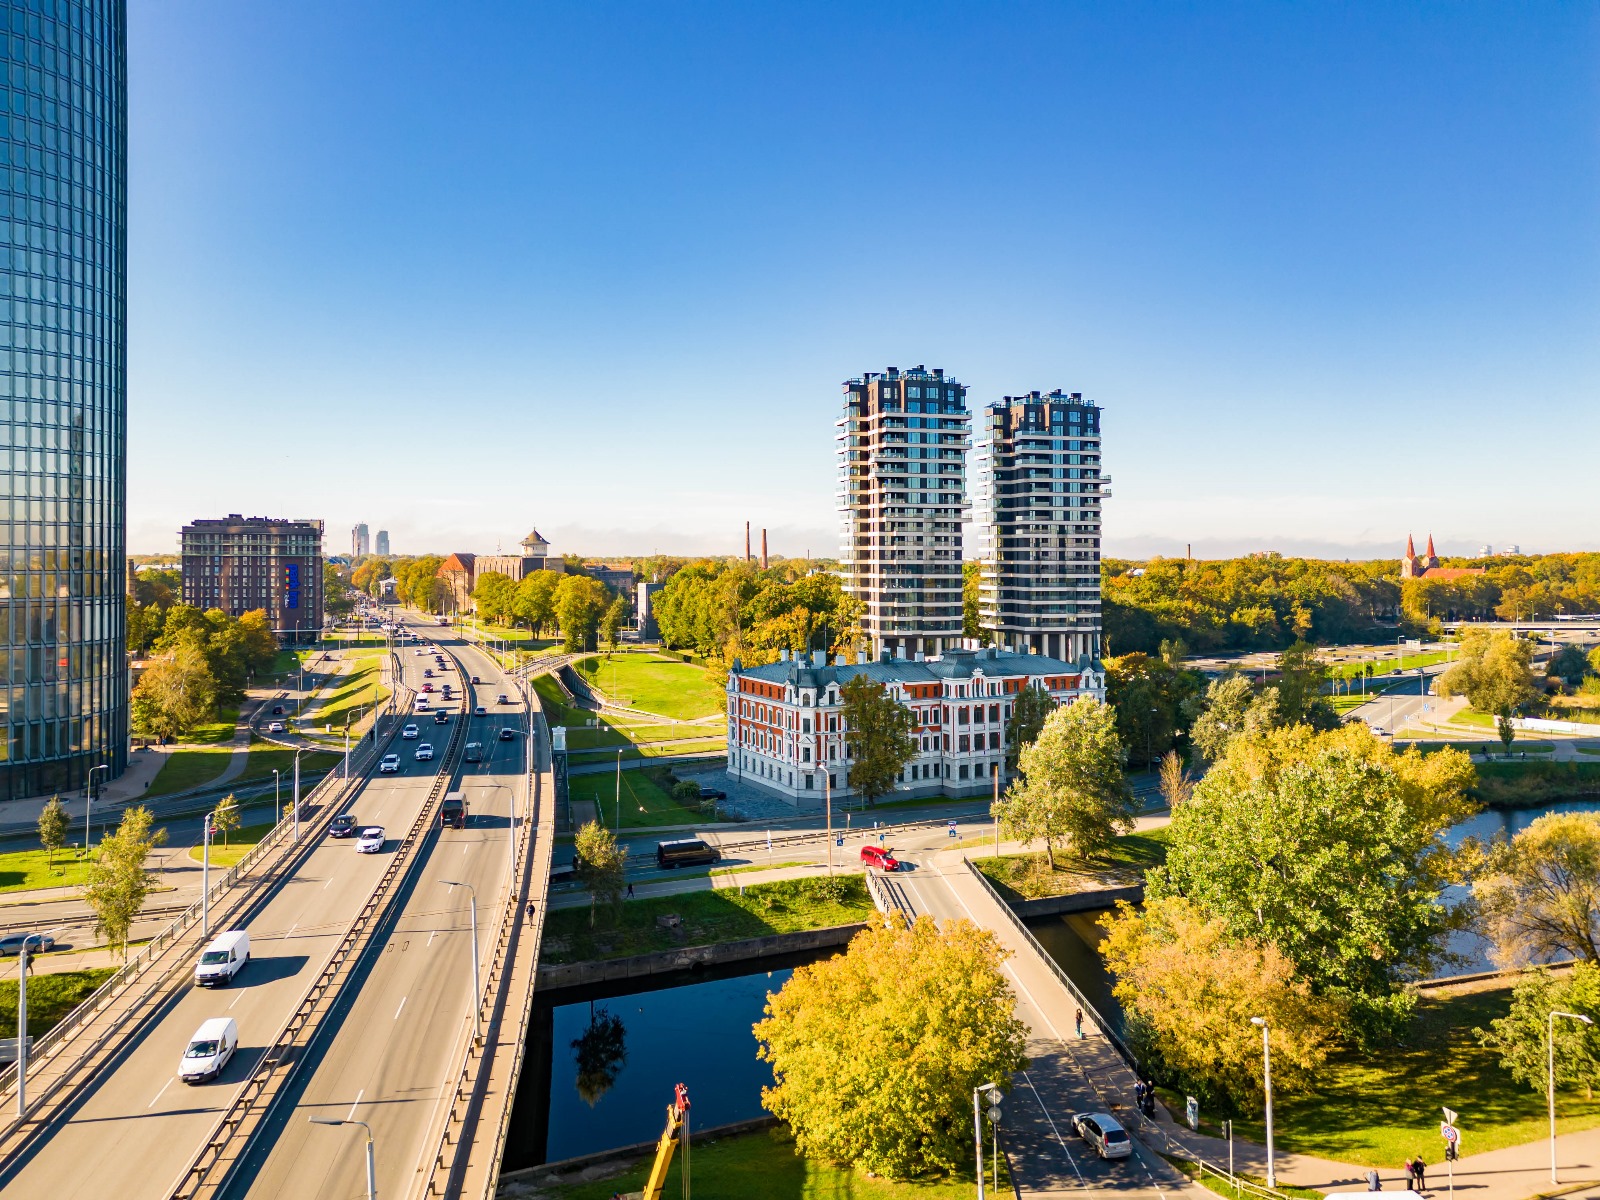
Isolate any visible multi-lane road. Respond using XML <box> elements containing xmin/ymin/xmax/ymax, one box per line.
<box><xmin>0</xmin><ymin>615</ymin><xmax>533</xmax><ymax>1200</ymax></box>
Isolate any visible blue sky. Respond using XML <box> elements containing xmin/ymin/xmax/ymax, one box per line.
<box><xmin>128</xmin><ymin>2</ymin><xmax>1600</xmax><ymax>560</ymax></box>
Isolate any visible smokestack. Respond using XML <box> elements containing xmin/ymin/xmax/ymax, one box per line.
<box><xmin>745</xmin><ymin>521</ymin><xmax>751</xmax><ymax>562</ymax></box>
<box><xmin>761</xmin><ymin>528</ymin><xmax>768</xmax><ymax>569</ymax></box>
<box><xmin>1186</xmin><ymin>543</ymin><xmax>1192</xmax><ymax>560</ymax></box>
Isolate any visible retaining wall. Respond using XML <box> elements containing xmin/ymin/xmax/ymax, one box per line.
<box><xmin>535</xmin><ymin>923</ymin><xmax>867</xmax><ymax>993</ymax></box>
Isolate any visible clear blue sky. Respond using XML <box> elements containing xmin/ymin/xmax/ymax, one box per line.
<box><xmin>127</xmin><ymin>1</ymin><xmax>1600</xmax><ymax>561</ymax></box>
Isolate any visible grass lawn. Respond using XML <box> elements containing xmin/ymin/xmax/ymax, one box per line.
<box><xmin>973</xmin><ymin>828</ymin><xmax>1171</xmax><ymax>902</ymax></box>
<box><xmin>145</xmin><ymin>745</ymin><xmax>236</xmax><ymax>798</ymax></box>
<box><xmin>235</xmin><ymin>743</ymin><xmax>341</xmax><ymax>789</ymax></box>
<box><xmin>188</xmin><ymin>706</ymin><xmax>240</xmax><ymax>744</ymax></box>
<box><xmin>542</xmin><ymin>876</ymin><xmax>873</xmax><ymax>963</ymax></box>
<box><xmin>0</xmin><ymin>846</ymin><xmax>93</xmax><ymax>893</ymax></box>
<box><xmin>544</xmin><ymin>1125</ymin><xmax>1005</xmax><ymax>1200</ymax></box>
<box><xmin>575</xmin><ymin>652</ymin><xmax>725</xmax><ymax>720</ymax></box>
<box><xmin>304</xmin><ymin>655</ymin><xmax>389</xmax><ymax>732</ymax></box>
<box><xmin>533</xmin><ymin>673</ymin><xmax>590</xmax><ymax>727</ymax></box>
<box><xmin>1329</xmin><ymin>650</ymin><xmax>1452</xmax><ymax>680</ymax></box>
<box><xmin>1173</xmin><ymin>982</ymin><xmax>1600</xmax><ymax>1167</ymax></box>
<box><xmin>458</xmin><ymin>617</ymin><xmax>555</xmax><ymax>651</ymax></box>
<box><xmin>188</xmin><ymin>820</ymin><xmax>275</xmax><ymax>868</ymax></box>
<box><xmin>0</xmin><ymin>968</ymin><xmax>116</xmax><ymax>1037</ymax></box>
<box><xmin>568</xmin><ymin>768</ymin><xmax>719</xmax><ymax>828</ymax></box>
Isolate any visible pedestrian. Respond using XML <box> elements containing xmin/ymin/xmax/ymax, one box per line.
<box><xmin>1134</xmin><ymin>1080</ymin><xmax>1145</xmax><ymax>1110</ymax></box>
<box><xmin>1075</xmin><ymin>1007</ymin><xmax>1084</xmax><ymax>1039</ymax></box>
<box><xmin>1367</xmin><ymin>1168</ymin><xmax>1383</xmax><ymax>1191</ymax></box>
<box><xmin>1414</xmin><ymin>1156</ymin><xmax>1426</xmax><ymax>1193</ymax></box>
<box><xmin>626</xmin><ymin>882</ymin><xmax>635</xmax><ymax>898</ymax></box>
<box><xmin>1403</xmin><ymin>1159</ymin><xmax>1415</xmax><ymax>1190</ymax></box>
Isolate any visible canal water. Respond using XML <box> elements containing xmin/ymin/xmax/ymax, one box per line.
<box><xmin>1026</xmin><ymin>797</ymin><xmax>1600</xmax><ymax>1038</ymax></box>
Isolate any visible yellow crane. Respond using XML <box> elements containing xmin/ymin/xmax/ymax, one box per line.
<box><xmin>640</xmin><ymin>1083</ymin><xmax>691</xmax><ymax>1200</ymax></box>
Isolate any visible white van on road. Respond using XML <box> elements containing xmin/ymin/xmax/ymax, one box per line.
<box><xmin>179</xmin><ymin>1017</ymin><xmax>238</xmax><ymax>1084</ymax></box>
<box><xmin>194</xmin><ymin>930</ymin><xmax>250</xmax><ymax>987</ymax></box>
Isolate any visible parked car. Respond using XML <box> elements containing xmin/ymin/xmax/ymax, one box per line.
<box><xmin>330</xmin><ymin>814</ymin><xmax>359</xmax><ymax>837</ymax></box>
<box><xmin>860</xmin><ymin>844</ymin><xmax>901</xmax><ymax>871</ymax></box>
<box><xmin>179</xmin><ymin>1017</ymin><xmax>238</xmax><ymax>1084</ymax></box>
<box><xmin>415</xmin><ymin>743</ymin><xmax>434</xmax><ymax>761</ymax></box>
<box><xmin>498</xmin><ymin>727</ymin><xmax>516</xmax><ymax>741</ymax></box>
<box><xmin>194</xmin><ymin>930</ymin><xmax>250</xmax><ymax>987</ymax></box>
<box><xmin>697</xmin><ymin>785</ymin><xmax>727</xmax><ymax>801</ymax></box>
<box><xmin>1071</xmin><ymin>1113</ymin><xmax>1132</xmax><ymax>1160</ymax></box>
<box><xmin>0</xmin><ymin>932</ymin><xmax>56</xmax><ymax>956</ymax></box>
<box><xmin>401</xmin><ymin>724</ymin><xmax>419</xmax><ymax>740</ymax></box>
<box><xmin>379</xmin><ymin>754</ymin><xmax>400</xmax><ymax>774</ymax></box>
<box><xmin>356</xmin><ymin>827</ymin><xmax>386</xmax><ymax>854</ymax></box>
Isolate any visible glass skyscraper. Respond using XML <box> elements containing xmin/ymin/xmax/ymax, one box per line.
<box><xmin>0</xmin><ymin>0</ymin><xmax>126</xmax><ymax>801</ymax></box>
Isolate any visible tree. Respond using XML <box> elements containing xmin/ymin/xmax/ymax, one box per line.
<box><xmin>1100</xmin><ymin>896</ymin><xmax>1340</xmax><ymax>1113</ymax></box>
<box><xmin>573</xmin><ymin>820</ymin><xmax>626</xmax><ymax>927</ymax></box>
<box><xmin>37</xmin><ymin>796</ymin><xmax>67</xmax><ymax>865</ymax></box>
<box><xmin>1105</xmin><ymin>652</ymin><xmax>1195</xmax><ymax>769</ymax></box>
<box><xmin>1475</xmin><ymin>811</ymin><xmax>1600</xmax><ymax>967</ymax></box>
<box><xmin>212</xmin><ymin>793</ymin><xmax>241</xmax><ymax>848</ymax></box>
<box><xmin>1550</xmin><ymin>644</ymin><xmax>1589</xmax><ymax>688</ymax></box>
<box><xmin>1157</xmin><ymin>750</ymin><xmax>1193</xmax><ymax>809</ymax></box>
<box><xmin>992</xmin><ymin>697</ymin><xmax>1133</xmax><ymax>868</ymax></box>
<box><xmin>514</xmin><ymin>570</ymin><xmax>561</xmax><ymax>634</ymax></box>
<box><xmin>472</xmin><ymin>571</ymin><xmax>517</xmax><ymax>625</ymax></box>
<box><xmin>1187</xmin><ymin>674</ymin><xmax>1283</xmax><ymax>763</ymax></box>
<box><xmin>1439</xmin><ymin>630</ymin><xmax>1537</xmax><ymax>719</ymax></box>
<box><xmin>131</xmin><ymin>637</ymin><xmax>219</xmax><ymax>742</ymax></box>
<box><xmin>1273</xmin><ymin>641</ymin><xmax>1339</xmax><ymax>730</ymax></box>
<box><xmin>555</xmin><ymin>575</ymin><xmax>608</xmax><ymax>652</ymax></box>
<box><xmin>1149</xmin><ymin>724</ymin><xmax>1478</xmax><ymax>1038</ymax></box>
<box><xmin>1476</xmin><ymin>964</ymin><xmax>1600</xmax><ymax>1100</ymax></box>
<box><xmin>82</xmin><ymin>806</ymin><xmax>167</xmax><ymax>960</ymax></box>
<box><xmin>324</xmin><ymin>562</ymin><xmax>355</xmax><ymax>619</ymax></box>
<box><xmin>840</xmin><ymin>675</ymin><xmax>917</xmax><ymax>805</ymax></box>
<box><xmin>602</xmin><ymin>595</ymin><xmax>628</xmax><ymax>652</ymax></box>
<box><xmin>1004</xmin><ymin>683</ymin><xmax>1055</xmax><ymax>772</ymax></box>
<box><xmin>754</xmin><ymin>915</ymin><xmax>1029</xmax><ymax>1180</ymax></box>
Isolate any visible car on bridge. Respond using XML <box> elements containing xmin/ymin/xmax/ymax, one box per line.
<box><xmin>860</xmin><ymin>845</ymin><xmax>901</xmax><ymax>871</ymax></box>
<box><xmin>330</xmin><ymin>814</ymin><xmax>359</xmax><ymax>837</ymax></box>
<box><xmin>356</xmin><ymin>827</ymin><xmax>386</xmax><ymax>853</ymax></box>
<box><xmin>474</xmin><ymin>705</ymin><xmax>487</xmax><ymax>716</ymax></box>
<box><xmin>401</xmin><ymin>724</ymin><xmax>419</xmax><ymax>739</ymax></box>
<box><xmin>0</xmin><ymin>931</ymin><xmax>56</xmax><ymax>955</ymax></box>
<box><xmin>498</xmin><ymin>727</ymin><xmax>516</xmax><ymax>741</ymax></box>
<box><xmin>1071</xmin><ymin>1112</ymin><xmax>1131</xmax><ymax>1160</ymax></box>
<box><xmin>179</xmin><ymin>1018</ymin><xmax>238</xmax><ymax>1085</ymax></box>
<box><xmin>470</xmin><ymin>675</ymin><xmax>481</xmax><ymax>684</ymax></box>
<box><xmin>415</xmin><ymin>743</ymin><xmax>434</xmax><ymax>761</ymax></box>
<box><xmin>440</xmin><ymin>792</ymin><xmax>467</xmax><ymax>829</ymax></box>
<box><xmin>379</xmin><ymin>754</ymin><xmax>400</xmax><ymax>774</ymax></box>
<box><xmin>497</xmin><ymin>693</ymin><xmax>509</xmax><ymax>704</ymax></box>
<box><xmin>423</xmin><ymin>669</ymin><xmax>434</xmax><ymax>678</ymax></box>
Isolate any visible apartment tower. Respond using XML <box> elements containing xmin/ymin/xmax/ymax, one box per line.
<box><xmin>350</xmin><ymin>523</ymin><xmax>370</xmax><ymax>558</ymax></box>
<box><xmin>182</xmin><ymin>516</ymin><xmax>325</xmax><ymax>643</ymax></box>
<box><xmin>375</xmin><ymin>529</ymin><xmax>390</xmax><ymax>556</ymax></box>
<box><xmin>974</xmin><ymin>390</ymin><xmax>1108</xmax><ymax>662</ymax></box>
<box><xmin>838</xmin><ymin>366</ymin><xmax>970</xmax><ymax>659</ymax></box>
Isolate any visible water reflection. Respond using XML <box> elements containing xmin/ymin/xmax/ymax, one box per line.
<box><xmin>571</xmin><ymin>1004</ymin><xmax>628</xmax><ymax>1106</ymax></box>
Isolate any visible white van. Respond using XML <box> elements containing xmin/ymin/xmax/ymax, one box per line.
<box><xmin>195</xmin><ymin>930</ymin><xmax>250</xmax><ymax>987</ymax></box>
<box><xmin>179</xmin><ymin>1017</ymin><xmax>238</xmax><ymax>1084</ymax></box>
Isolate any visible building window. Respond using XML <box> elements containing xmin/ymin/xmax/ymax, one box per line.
<box><xmin>959</xmin><ymin>764</ymin><xmax>970</xmax><ymax>780</ymax></box>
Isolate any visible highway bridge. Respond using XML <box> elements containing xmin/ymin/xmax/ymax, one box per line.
<box><xmin>0</xmin><ymin>612</ymin><xmax>557</xmax><ymax>1200</ymax></box>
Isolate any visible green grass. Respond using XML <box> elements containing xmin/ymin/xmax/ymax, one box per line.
<box><xmin>575</xmin><ymin>652</ymin><xmax>725</xmax><ymax>720</ymax></box>
<box><xmin>457</xmin><ymin>617</ymin><xmax>555</xmax><ymax>650</ymax></box>
<box><xmin>533</xmin><ymin>673</ymin><xmax>589</xmax><ymax>726</ymax></box>
<box><xmin>567</xmin><ymin>768</ymin><xmax>717</xmax><ymax>828</ymax></box>
<box><xmin>1329</xmin><ymin>649</ymin><xmax>1452</xmax><ymax>680</ymax></box>
<box><xmin>303</xmin><ymin>655</ymin><xmax>389</xmax><ymax>732</ymax></box>
<box><xmin>542</xmin><ymin>876</ymin><xmax>874</xmax><ymax>963</ymax></box>
<box><xmin>0</xmin><ymin>968</ymin><xmax>116</xmax><ymax>1037</ymax></box>
<box><xmin>0</xmin><ymin>845</ymin><xmax>94</xmax><ymax>893</ymax></box>
<box><xmin>188</xmin><ymin>820</ymin><xmax>275</xmax><ymax>868</ymax></box>
<box><xmin>188</xmin><ymin>706</ymin><xmax>240</xmax><ymax>745</ymax></box>
<box><xmin>542</xmin><ymin>1124</ymin><xmax>1007</xmax><ymax>1200</ymax></box>
<box><xmin>145</xmin><ymin>745</ymin><xmax>236</xmax><ymax>798</ymax></box>
<box><xmin>1182</xmin><ymin>983</ymin><xmax>1600</xmax><ymax>1166</ymax></box>
<box><xmin>973</xmin><ymin>828</ymin><xmax>1172</xmax><ymax>901</ymax></box>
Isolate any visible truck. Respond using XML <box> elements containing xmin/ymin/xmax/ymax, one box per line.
<box><xmin>440</xmin><ymin>791</ymin><xmax>468</xmax><ymax>829</ymax></box>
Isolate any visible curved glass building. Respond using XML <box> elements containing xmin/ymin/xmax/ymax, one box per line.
<box><xmin>0</xmin><ymin>0</ymin><xmax>126</xmax><ymax>801</ymax></box>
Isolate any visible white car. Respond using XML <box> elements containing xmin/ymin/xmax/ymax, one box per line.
<box><xmin>378</xmin><ymin>753</ymin><xmax>400</xmax><ymax>774</ymax></box>
<box><xmin>401</xmin><ymin>724</ymin><xmax>419</xmax><ymax>740</ymax></box>
<box><xmin>1071</xmin><ymin>1112</ymin><xmax>1132</xmax><ymax>1160</ymax></box>
<box><xmin>474</xmin><ymin>705</ymin><xmax>487</xmax><ymax>716</ymax></box>
<box><xmin>266</xmin><ymin>721</ymin><xmax>285</xmax><ymax>733</ymax></box>
<box><xmin>415</xmin><ymin>743</ymin><xmax>434</xmax><ymax>761</ymax></box>
<box><xmin>356</xmin><ymin>827</ymin><xmax>385</xmax><ymax>853</ymax></box>
<box><xmin>415</xmin><ymin>647</ymin><xmax>426</xmax><ymax>655</ymax></box>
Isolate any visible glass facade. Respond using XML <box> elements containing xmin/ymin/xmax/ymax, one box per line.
<box><xmin>0</xmin><ymin>0</ymin><xmax>126</xmax><ymax>801</ymax></box>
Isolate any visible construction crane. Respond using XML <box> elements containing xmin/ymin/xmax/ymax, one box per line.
<box><xmin>641</xmin><ymin>1083</ymin><xmax>691</xmax><ymax>1200</ymax></box>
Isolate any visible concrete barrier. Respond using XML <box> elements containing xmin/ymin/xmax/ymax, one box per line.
<box><xmin>1005</xmin><ymin>883</ymin><xmax>1144</xmax><ymax>919</ymax></box>
<box><xmin>535</xmin><ymin>923</ymin><xmax>867</xmax><ymax>993</ymax></box>
<box><xmin>498</xmin><ymin>1116</ymin><xmax>779</xmax><ymax>1195</ymax></box>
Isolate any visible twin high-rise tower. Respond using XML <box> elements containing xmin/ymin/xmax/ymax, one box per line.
<box><xmin>839</xmin><ymin>367</ymin><xmax>1105</xmax><ymax>664</ymax></box>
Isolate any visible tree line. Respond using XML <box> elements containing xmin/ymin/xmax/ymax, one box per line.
<box><xmin>130</xmin><ymin>605</ymin><xmax>281</xmax><ymax>742</ymax></box>
<box><xmin>470</xmin><ymin>568</ymin><xmax>625</xmax><ymax>651</ymax></box>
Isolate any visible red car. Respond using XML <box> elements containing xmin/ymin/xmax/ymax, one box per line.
<box><xmin>421</xmin><ymin>683</ymin><xmax>434</xmax><ymax>693</ymax></box>
<box><xmin>860</xmin><ymin>844</ymin><xmax>901</xmax><ymax>871</ymax></box>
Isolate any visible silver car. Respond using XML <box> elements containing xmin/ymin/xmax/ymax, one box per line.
<box><xmin>1071</xmin><ymin>1112</ymin><xmax>1132</xmax><ymax>1160</ymax></box>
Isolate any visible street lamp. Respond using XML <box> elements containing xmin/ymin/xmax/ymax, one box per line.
<box><xmin>1251</xmin><ymin>1016</ymin><xmax>1276</xmax><ymax>1189</ymax></box>
<box><xmin>615</xmin><ymin>748</ymin><xmax>623</xmax><ymax>830</ymax></box>
<box><xmin>291</xmin><ymin>746</ymin><xmax>313</xmax><ymax>844</ymax></box>
<box><xmin>308</xmin><ymin>1116</ymin><xmax>376</xmax><ymax>1200</ymax></box>
<box><xmin>1547</xmin><ymin>1010</ymin><xmax>1594</xmax><ymax>1183</ymax></box>
<box><xmin>973</xmin><ymin>1081</ymin><xmax>1001</xmax><ymax>1200</ymax></box>
<box><xmin>440</xmin><ymin>880</ymin><xmax>481</xmax><ymax>1042</ymax></box>
<box><xmin>83</xmin><ymin>763</ymin><xmax>110</xmax><ymax>855</ymax></box>
<box><xmin>272</xmin><ymin>769</ymin><xmax>281</xmax><ymax>822</ymax></box>
<box><xmin>14</xmin><ymin>929</ymin><xmax>60</xmax><ymax>1118</ymax></box>
<box><xmin>201</xmin><ymin>807</ymin><xmax>219</xmax><ymax>941</ymax></box>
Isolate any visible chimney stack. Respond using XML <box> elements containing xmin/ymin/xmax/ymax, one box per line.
<box><xmin>760</xmin><ymin>528</ymin><xmax>768</xmax><ymax>569</ymax></box>
<box><xmin>745</xmin><ymin>521</ymin><xmax>751</xmax><ymax>562</ymax></box>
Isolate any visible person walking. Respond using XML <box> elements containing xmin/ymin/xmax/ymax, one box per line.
<box><xmin>1075</xmin><ymin>1007</ymin><xmax>1084</xmax><ymax>1039</ymax></box>
<box><xmin>1367</xmin><ymin>1168</ymin><xmax>1383</xmax><ymax>1191</ymax></box>
<box><xmin>1413</xmin><ymin>1155</ymin><xmax>1426</xmax><ymax>1193</ymax></box>
<box><xmin>626</xmin><ymin>882</ymin><xmax>634</xmax><ymax>898</ymax></box>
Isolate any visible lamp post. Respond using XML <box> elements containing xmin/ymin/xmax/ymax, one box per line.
<box><xmin>973</xmin><ymin>1081</ymin><xmax>1000</xmax><ymax>1200</ymax></box>
<box><xmin>83</xmin><ymin>763</ymin><xmax>110</xmax><ymax>855</ymax></box>
<box><xmin>308</xmin><ymin>1117</ymin><xmax>376</xmax><ymax>1200</ymax></box>
<box><xmin>292</xmin><ymin>746</ymin><xmax>312</xmax><ymax>844</ymax></box>
<box><xmin>1547</xmin><ymin>1010</ymin><xmax>1594</xmax><ymax>1183</ymax></box>
<box><xmin>1251</xmin><ymin>1016</ymin><xmax>1276</xmax><ymax>1189</ymax></box>
<box><xmin>440</xmin><ymin>880</ymin><xmax>481</xmax><ymax>1042</ymax></box>
<box><xmin>14</xmin><ymin>929</ymin><xmax>58</xmax><ymax>1118</ymax></box>
<box><xmin>614</xmin><ymin>748</ymin><xmax>622</xmax><ymax>830</ymax></box>
<box><xmin>273</xmin><ymin>769</ymin><xmax>281</xmax><ymax>822</ymax></box>
<box><xmin>201</xmin><ymin>807</ymin><xmax>218</xmax><ymax>941</ymax></box>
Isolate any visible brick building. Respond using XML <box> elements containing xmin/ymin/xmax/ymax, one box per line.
<box><xmin>181</xmin><ymin>515</ymin><xmax>324</xmax><ymax>643</ymax></box>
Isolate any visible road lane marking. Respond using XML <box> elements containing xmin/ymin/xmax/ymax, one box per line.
<box><xmin>229</xmin><ymin>989</ymin><xmax>246</xmax><ymax>1010</ymax></box>
<box><xmin>324</xmin><ymin>877</ymin><xmax>334</xmax><ymax>889</ymax></box>
<box><xmin>394</xmin><ymin>995</ymin><xmax>407</xmax><ymax>1020</ymax></box>
<box><xmin>148</xmin><ymin>1077</ymin><xmax>174</xmax><ymax>1108</ymax></box>
<box><xmin>346</xmin><ymin>1089</ymin><xmax>364</xmax><ymax>1121</ymax></box>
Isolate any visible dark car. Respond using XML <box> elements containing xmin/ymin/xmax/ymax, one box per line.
<box><xmin>439</xmin><ymin>794</ymin><xmax>467</xmax><ymax>829</ymax></box>
<box><xmin>470</xmin><ymin>675</ymin><xmax>481</xmax><ymax>685</ymax></box>
<box><xmin>656</xmin><ymin>838</ymin><xmax>721</xmax><ymax>869</ymax></box>
<box><xmin>423</xmin><ymin>669</ymin><xmax>434</xmax><ymax>678</ymax></box>
<box><xmin>497</xmin><ymin>693</ymin><xmax>509</xmax><ymax>704</ymax></box>
<box><xmin>0</xmin><ymin>932</ymin><xmax>55</xmax><ymax>956</ymax></box>
<box><xmin>271</xmin><ymin>704</ymin><xmax>284</xmax><ymax>716</ymax></box>
<box><xmin>498</xmin><ymin>728</ymin><xmax>516</xmax><ymax>741</ymax></box>
<box><xmin>697</xmin><ymin>785</ymin><xmax>727</xmax><ymax>801</ymax></box>
<box><xmin>330</xmin><ymin>814</ymin><xmax>359</xmax><ymax>838</ymax></box>
<box><xmin>433</xmin><ymin>710</ymin><xmax>449</xmax><ymax>724</ymax></box>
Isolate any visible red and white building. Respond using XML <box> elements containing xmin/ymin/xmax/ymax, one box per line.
<box><xmin>727</xmin><ymin>646</ymin><xmax>1105</xmax><ymax>803</ymax></box>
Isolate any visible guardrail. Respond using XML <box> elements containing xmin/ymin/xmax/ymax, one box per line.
<box><xmin>960</xmin><ymin>856</ymin><xmax>1139</xmax><ymax>1073</ymax></box>
<box><xmin>165</xmin><ymin>644</ymin><xmax>463</xmax><ymax>1199</ymax></box>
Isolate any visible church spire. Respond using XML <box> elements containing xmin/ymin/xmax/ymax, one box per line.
<box><xmin>1425</xmin><ymin>533</ymin><xmax>1436</xmax><ymax>559</ymax></box>
<box><xmin>1405</xmin><ymin>533</ymin><xmax>1416</xmax><ymax>559</ymax></box>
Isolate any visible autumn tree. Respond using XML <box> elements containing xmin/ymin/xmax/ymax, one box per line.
<box><xmin>82</xmin><ymin>806</ymin><xmax>167</xmax><ymax>960</ymax></box>
<box><xmin>1475</xmin><ymin>810</ymin><xmax>1600</xmax><ymax>967</ymax></box>
<box><xmin>1439</xmin><ymin>630</ymin><xmax>1537</xmax><ymax>719</ymax></box>
<box><xmin>1476</xmin><ymin>964</ymin><xmax>1600</xmax><ymax>1100</ymax></box>
<box><xmin>1157</xmin><ymin>750</ymin><xmax>1193</xmax><ymax>809</ymax></box>
<box><xmin>37</xmin><ymin>795</ymin><xmax>67</xmax><ymax>865</ymax></box>
<box><xmin>1100</xmin><ymin>895</ymin><xmax>1341</xmax><ymax>1112</ymax></box>
<box><xmin>211</xmin><ymin>793</ymin><xmax>241</xmax><ymax>847</ymax></box>
<box><xmin>755</xmin><ymin>916</ymin><xmax>1028</xmax><ymax>1180</ymax></box>
<box><xmin>1187</xmin><ymin>673</ymin><xmax>1283</xmax><ymax>763</ymax></box>
<box><xmin>573</xmin><ymin>820</ymin><xmax>626</xmax><ymax>927</ymax></box>
<box><xmin>840</xmin><ymin>675</ymin><xmax>917</xmax><ymax>806</ymax></box>
<box><xmin>555</xmin><ymin>575</ymin><xmax>609</xmax><ymax>652</ymax></box>
<box><xmin>992</xmin><ymin>697</ymin><xmax>1133</xmax><ymax>868</ymax></box>
<box><xmin>131</xmin><ymin>637</ymin><xmax>219</xmax><ymax>741</ymax></box>
<box><xmin>1004</xmin><ymin>683</ymin><xmax>1055</xmax><ymax>772</ymax></box>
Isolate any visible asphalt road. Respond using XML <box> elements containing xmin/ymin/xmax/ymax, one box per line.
<box><xmin>223</xmin><ymin>619</ymin><xmax>529</xmax><ymax>1200</ymax></box>
<box><xmin>0</xmin><ymin>639</ymin><xmax>445</xmax><ymax>1199</ymax></box>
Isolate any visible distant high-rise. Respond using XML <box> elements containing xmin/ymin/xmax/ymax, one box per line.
<box><xmin>838</xmin><ymin>366</ymin><xmax>970</xmax><ymax>658</ymax></box>
<box><xmin>351</xmin><ymin>523</ymin><xmax>370</xmax><ymax>558</ymax></box>
<box><xmin>0</xmin><ymin>1</ymin><xmax>129</xmax><ymax>802</ymax></box>
<box><xmin>182</xmin><ymin>516</ymin><xmax>325</xmax><ymax>643</ymax></box>
<box><xmin>375</xmin><ymin>529</ymin><xmax>390</xmax><ymax>556</ymax></box>
<box><xmin>974</xmin><ymin>391</ymin><xmax>1107</xmax><ymax>662</ymax></box>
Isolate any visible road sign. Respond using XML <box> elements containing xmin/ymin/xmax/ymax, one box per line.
<box><xmin>987</xmin><ymin>1104</ymin><xmax>1002</xmax><ymax>1124</ymax></box>
<box><xmin>1442</xmin><ymin>1107</ymin><xmax>1458</xmax><ymax>1125</ymax></box>
<box><xmin>1441</xmin><ymin>1122</ymin><xmax>1459</xmax><ymax>1145</ymax></box>
<box><xmin>836</xmin><ymin>836</ymin><xmax>844</xmax><ymax>847</ymax></box>
<box><xmin>949</xmin><ymin>820</ymin><xmax>958</xmax><ymax>838</ymax></box>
